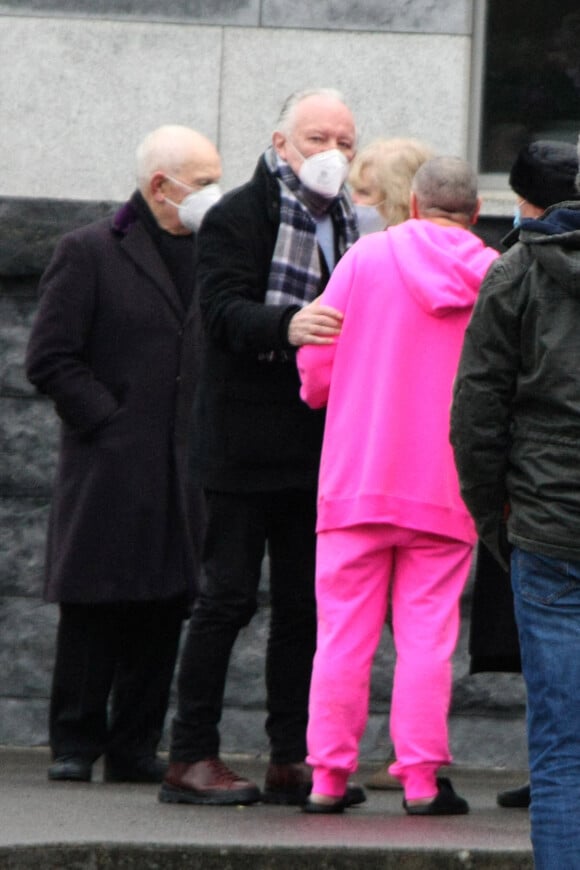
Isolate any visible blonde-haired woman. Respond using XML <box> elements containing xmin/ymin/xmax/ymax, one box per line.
<box><xmin>349</xmin><ymin>137</ymin><xmax>434</xmax><ymax>234</ymax></box>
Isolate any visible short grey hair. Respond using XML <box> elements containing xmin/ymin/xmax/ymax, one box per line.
<box><xmin>412</xmin><ymin>156</ymin><xmax>479</xmax><ymax>221</ymax></box>
<box><xmin>275</xmin><ymin>88</ymin><xmax>347</xmax><ymax>135</ymax></box>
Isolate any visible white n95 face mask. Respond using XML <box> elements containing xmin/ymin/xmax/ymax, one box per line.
<box><xmin>174</xmin><ymin>183</ymin><xmax>222</xmax><ymax>231</ymax></box>
<box><xmin>165</xmin><ymin>178</ymin><xmax>222</xmax><ymax>231</ymax></box>
<box><xmin>297</xmin><ymin>149</ymin><xmax>349</xmax><ymax>198</ymax></box>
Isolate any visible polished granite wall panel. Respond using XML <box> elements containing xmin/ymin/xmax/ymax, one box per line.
<box><xmin>1</xmin><ymin>17</ymin><xmax>223</xmax><ymax>201</ymax></box>
<box><xmin>218</xmin><ymin>27</ymin><xmax>470</xmax><ymax>191</ymax></box>
<box><xmin>2</xmin><ymin>13</ymin><xmax>470</xmax><ymax>199</ymax></box>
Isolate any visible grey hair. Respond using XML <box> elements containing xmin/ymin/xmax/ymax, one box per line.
<box><xmin>412</xmin><ymin>156</ymin><xmax>479</xmax><ymax>221</ymax></box>
<box><xmin>275</xmin><ymin>88</ymin><xmax>347</xmax><ymax>135</ymax></box>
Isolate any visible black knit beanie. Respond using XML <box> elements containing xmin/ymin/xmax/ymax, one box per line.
<box><xmin>509</xmin><ymin>140</ymin><xmax>580</xmax><ymax>209</ymax></box>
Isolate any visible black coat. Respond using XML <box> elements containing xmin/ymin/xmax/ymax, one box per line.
<box><xmin>26</xmin><ymin>199</ymin><xmax>204</xmax><ymax>603</ymax></box>
<box><xmin>194</xmin><ymin>156</ymin><xmax>340</xmax><ymax>492</ymax></box>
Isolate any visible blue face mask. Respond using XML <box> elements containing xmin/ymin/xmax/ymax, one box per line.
<box><xmin>354</xmin><ymin>203</ymin><xmax>387</xmax><ymax>236</ymax></box>
<box><xmin>513</xmin><ymin>204</ymin><xmax>522</xmax><ymax>229</ymax></box>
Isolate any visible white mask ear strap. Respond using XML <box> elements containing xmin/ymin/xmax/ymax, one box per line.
<box><xmin>165</xmin><ymin>175</ymin><xmax>195</xmax><ymax>193</ymax></box>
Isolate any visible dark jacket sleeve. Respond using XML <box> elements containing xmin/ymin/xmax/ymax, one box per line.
<box><xmin>450</xmin><ymin>252</ymin><xmax>526</xmax><ymax>568</ymax></box>
<box><xmin>196</xmin><ymin>189</ymin><xmax>299</xmax><ymax>356</ymax></box>
<box><xmin>25</xmin><ymin>231</ymin><xmax>119</xmax><ymax>434</ymax></box>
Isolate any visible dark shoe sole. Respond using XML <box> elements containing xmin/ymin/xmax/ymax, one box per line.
<box><xmin>263</xmin><ymin>782</ymin><xmax>365</xmax><ymax>807</ymax></box>
<box><xmin>159</xmin><ymin>782</ymin><xmax>261</xmax><ymax>806</ymax></box>
<box><xmin>404</xmin><ymin>799</ymin><xmax>469</xmax><ymax>816</ymax></box>
<box><xmin>48</xmin><ymin>764</ymin><xmax>92</xmax><ymax>783</ymax></box>
<box><xmin>497</xmin><ymin>784</ymin><xmax>530</xmax><ymax>809</ymax></box>
<box><xmin>302</xmin><ymin>797</ymin><xmax>347</xmax><ymax>814</ymax></box>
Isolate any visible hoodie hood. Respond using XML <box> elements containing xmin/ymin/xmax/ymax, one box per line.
<box><xmin>388</xmin><ymin>219</ymin><xmax>499</xmax><ymax>316</ymax></box>
<box><xmin>519</xmin><ymin>201</ymin><xmax>580</xmax><ymax>296</ymax></box>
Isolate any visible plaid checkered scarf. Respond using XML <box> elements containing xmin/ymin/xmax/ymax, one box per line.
<box><xmin>264</xmin><ymin>145</ymin><xmax>358</xmax><ymax>307</ymax></box>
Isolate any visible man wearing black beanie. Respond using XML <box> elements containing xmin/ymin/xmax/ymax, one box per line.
<box><xmin>509</xmin><ymin>139</ymin><xmax>580</xmax><ymax>229</ymax></box>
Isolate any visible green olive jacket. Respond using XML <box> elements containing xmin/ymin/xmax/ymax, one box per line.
<box><xmin>451</xmin><ymin>201</ymin><xmax>580</xmax><ymax>568</ymax></box>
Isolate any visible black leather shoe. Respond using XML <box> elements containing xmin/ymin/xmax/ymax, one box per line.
<box><xmin>497</xmin><ymin>782</ymin><xmax>530</xmax><ymax>809</ymax></box>
<box><xmin>262</xmin><ymin>762</ymin><xmax>312</xmax><ymax>805</ymax></box>
<box><xmin>48</xmin><ymin>757</ymin><xmax>92</xmax><ymax>782</ymax></box>
<box><xmin>104</xmin><ymin>755</ymin><xmax>168</xmax><ymax>783</ymax></box>
<box><xmin>403</xmin><ymin>777</ymin><xmax>469</xmax><ymax>816</ymax></box>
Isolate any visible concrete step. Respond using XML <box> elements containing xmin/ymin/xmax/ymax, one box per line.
<box><xmin>0</xmin><ymin>748</ymin><xmax>532</xmax><ymax>869</ymax></box>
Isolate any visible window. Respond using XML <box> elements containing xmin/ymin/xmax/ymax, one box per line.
<box><xmin>474</xmin><ymin>1</ymin><xmax>580</xmax><ymax>174</ymax></box>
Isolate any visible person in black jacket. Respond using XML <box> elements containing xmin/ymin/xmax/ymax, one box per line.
<box><xmin>160</xmin><ymin>88</ymin><xmax>363</xmax><ymax>808</ymax></box>
<box><xmin>466</xmin><ymin>139</ymin><xmax>580</xmax><ymax>811</ymax></box>
<box><xmin>450</xmin><ymin>138</ymin><xmax>580</xmax><ymax>868</ymax></box>
<box><xmin>26</xmin><ymin>125</ymin><xmax>222</xmax><ymax>784</ymax></box>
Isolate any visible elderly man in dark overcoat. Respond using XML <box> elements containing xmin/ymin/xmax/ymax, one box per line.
<box><xmin>26</xmin><ymin>125</ymin><xmax>221</xmax><ymax>783</ymax></box>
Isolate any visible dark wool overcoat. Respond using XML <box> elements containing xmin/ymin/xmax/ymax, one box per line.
<box><xmin>26</xmin><ymin>200</ymin><xmax>204</xmax><ymax>603</ymax></box>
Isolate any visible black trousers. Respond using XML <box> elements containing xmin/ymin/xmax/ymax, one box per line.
<box><xmin>469</xmin><ymin>541</ymin><xmax>521</xmax><ymax>674</ymax></box>
<box><xmin>170</xmin><ymin>489</ymin><xmax>317</xmax><ymax>765</ymax></box>
<box><xmin>49</xmin><ymin>598</ymin><xmax>186</xmax><ymax>763</ymax></box>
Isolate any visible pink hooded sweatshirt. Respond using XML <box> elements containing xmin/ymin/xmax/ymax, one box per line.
<box><xmin>297</xmin><ymin>219</ymin><xmax>499</xmax><ymax>543</ymax></box>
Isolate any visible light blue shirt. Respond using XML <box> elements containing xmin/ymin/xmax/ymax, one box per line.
<box><xmin>314</xmin><ymin>214</ymin><xmax>335</xmax><ymax>272</ymax></box>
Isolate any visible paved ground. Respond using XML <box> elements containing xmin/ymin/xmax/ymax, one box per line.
<box><xmin>0</xmin><ymin>748</ymin><xmax>532</xmax><ymax>869</ymax></box>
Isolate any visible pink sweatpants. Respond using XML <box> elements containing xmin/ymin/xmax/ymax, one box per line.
<box><xmin>306</xmin><ymin>523</ymin><xmax>472</xmax><ymax>801</ymax></box>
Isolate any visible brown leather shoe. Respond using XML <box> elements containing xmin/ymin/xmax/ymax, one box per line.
<box><xmin>262</xmin><ymin>762</ymin><xmax>312</xmax><ymax>805</ymax></box>
<box><xmin>158</xmin><ymin>758</ymin><xmax>261</xmax><ymax>806</ymax></box>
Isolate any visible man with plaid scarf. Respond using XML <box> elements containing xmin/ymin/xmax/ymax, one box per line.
<box><xmin>160</xmin><ymin>89</ymin><xmax>362</xmax><ymax>807</ymax></box>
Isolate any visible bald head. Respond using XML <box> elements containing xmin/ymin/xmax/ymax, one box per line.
<box><xmin>136</xmin><ymin>125</ymin><xmax>221</xmax><ymax>235</ymax></box>
<box><xmin>411</xmin><ymin>156</ymin><xmax>480</xmax><ymax>226</ymax></box>
<box><xmin>136</xmin><ymin>125</ymin><xmax>219</xmax><ymax>190</ymax></box>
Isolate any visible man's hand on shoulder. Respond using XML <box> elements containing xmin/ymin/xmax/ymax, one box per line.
<box><xmin>287</xmin><ymin>298</ymin><xmax>343</xmax><ymax>347</ymax></box>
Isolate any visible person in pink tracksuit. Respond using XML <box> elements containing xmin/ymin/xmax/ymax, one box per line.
<box><xmin>297</xmin><ymin>156</ymin><xmax>499</xmax><ymax>815</ymax></box>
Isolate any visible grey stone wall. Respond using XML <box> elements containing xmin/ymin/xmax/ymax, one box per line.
<box><xmin>1</xmin><ymin>2</ymin><xmax>480</xmax><ymax>204</ymax></box>
<box><xmin>0</xmin><ymin>196</ymin><xmax>120</xmax><ymax>745</ymax></box>
<box><xmin>0</xmin><ymin>1</ymin><xmax>471</xmax><ymax>33</ymax></box>
<box><xmin>0</xmin><ymin>196</ymin><xmax>527</xmax><ymax>767</ymax></box>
